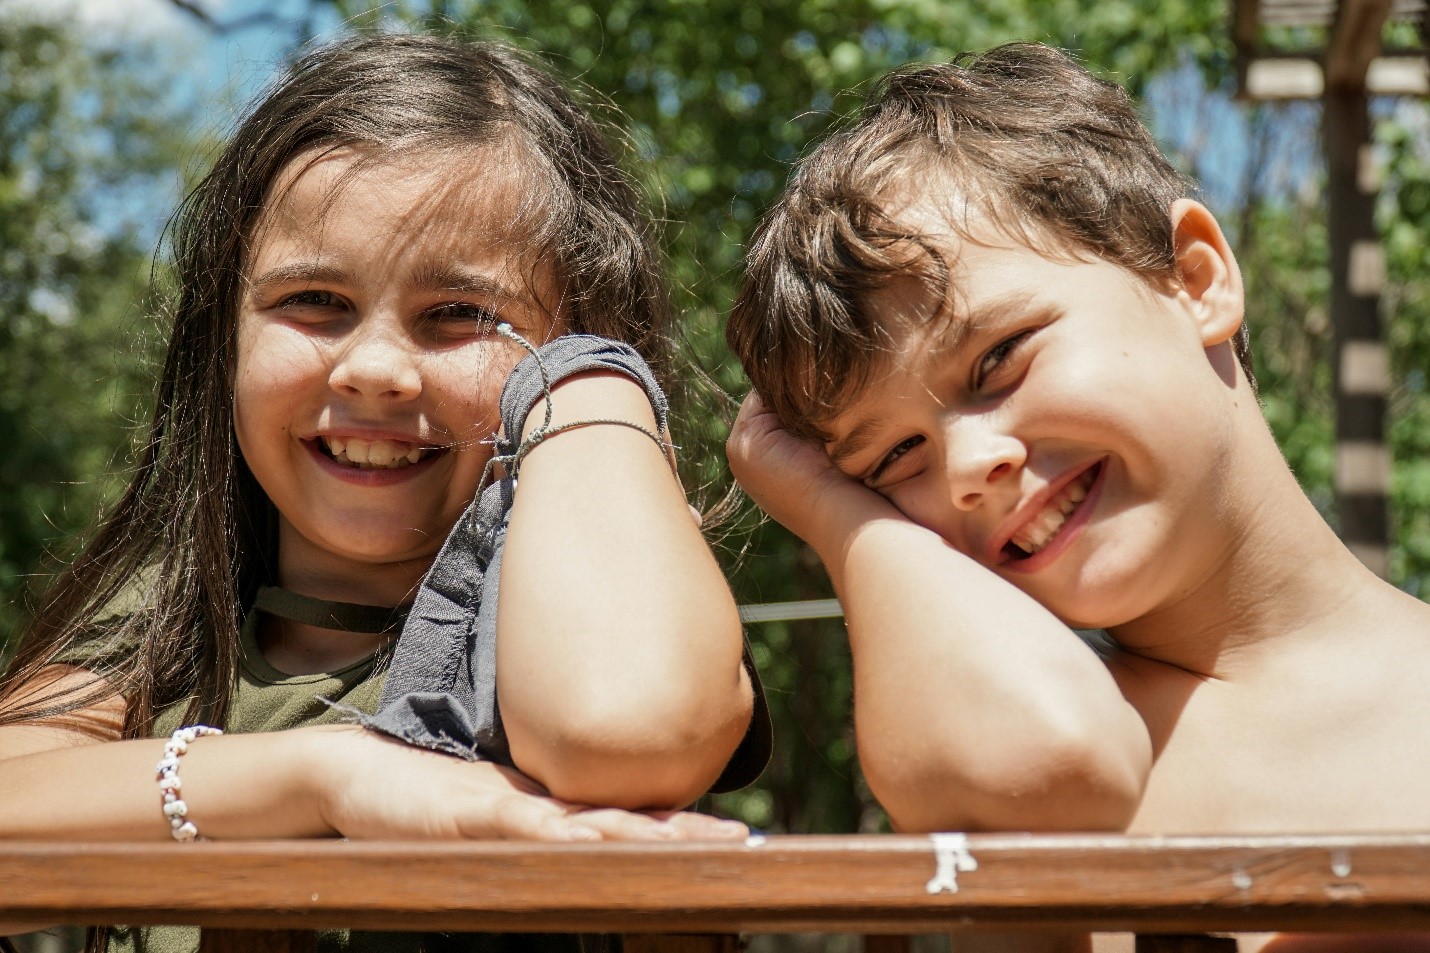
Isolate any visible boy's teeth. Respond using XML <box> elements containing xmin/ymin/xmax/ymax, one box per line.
<box><xmin>321</xmin><ymin>436</ymin><xmax>426</xmax><ymax>469</ymax></box>
<box><xmin>1009</xmin><ymin>466</ymin><xmax>1098</xmax><ymax>558</ymax></box>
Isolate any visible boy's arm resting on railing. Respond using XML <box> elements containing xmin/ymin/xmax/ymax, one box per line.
<box><xmin>727</xmin><ymin>394</ymin><xmax>1152</xmax><ymax>834</ymax></box>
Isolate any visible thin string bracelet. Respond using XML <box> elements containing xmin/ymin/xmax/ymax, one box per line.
<box><xmin>156</xmin><ymin>724</ymin><xmax>223</xmax><ymax>842</ymax></box>
<box><xmin>476</xmin><ymin>323</ymin><xmax>677</xmax><ymax>498</ymax></box>
<box><xmin>509</xmin><ymin>417</ymin><xmax>674</xmax><ymax>474</ymax></box>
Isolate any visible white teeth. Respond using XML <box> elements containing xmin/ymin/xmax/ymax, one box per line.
<box><xmin>1009</xmin><ymin>466</ymin><xmax>1098</xmax><ymax>558</ymax></box>
<box><xmin>321</xmin><ymin>436</ymin><xmax>426</xmax><ymax>470</ymax></box>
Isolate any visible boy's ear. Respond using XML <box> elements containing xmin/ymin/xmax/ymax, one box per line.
<box><xmin>1169</xmin><ymin>199</ymin><xmax>1244</xmax><ymax>347</ymax></box>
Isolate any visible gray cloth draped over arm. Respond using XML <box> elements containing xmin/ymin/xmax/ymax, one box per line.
<box><xmin>362</xmin><ymin>334</ymin><xmax>770</xmax><ymax>793</ymax></box>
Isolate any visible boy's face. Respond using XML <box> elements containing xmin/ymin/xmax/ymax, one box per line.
<box><xmin>821</xmin><ymin>197</ymin><xmax>1245</xmax><ymax>629</ymax></box>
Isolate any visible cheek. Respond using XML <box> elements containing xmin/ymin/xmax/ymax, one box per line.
<box><xmin>431</xmin><ymin>346</ymin><xmax>522</xmax><ymax>443</ymax></box>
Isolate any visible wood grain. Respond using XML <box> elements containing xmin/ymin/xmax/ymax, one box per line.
<box><xmin>1</xmin><ymin>834</ymin><xmax>1427</xmax><ymax>935</ymax></box>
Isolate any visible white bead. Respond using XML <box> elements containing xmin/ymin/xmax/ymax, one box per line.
<box><xmin>163</xmin><ymin>792</ymin><xmax>177</xmax><ymax>803</ymax></box>
<box><xmin>168</xmin><ymin>738</ymin><xmax>188</xmax><ymax>755</ymax></box>
<box><xmin>163</xmin><ymin>799</ymin><xmax>188</xmax><ymax>818</ymax></box>
<box><xmin>158</xmin><ymin>775</ymin><xmax>181</xmax><ymax>792</ymax></box>
<box><xmin>173</xmin><ymin>822</ymin><xmax>198</xmax><ymax>842</ymax></box>
<box><xmin>157</xmin><ymin>757</ymin><xmax>179</xmax><ymax>774</ymax></box>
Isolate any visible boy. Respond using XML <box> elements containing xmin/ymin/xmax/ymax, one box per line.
<box><xmin>725</xmin><ymin>43</ymin><xmax>1430</xmax><ymax>947</ymax></box>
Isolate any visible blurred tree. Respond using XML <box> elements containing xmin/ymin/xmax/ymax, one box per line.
<box><xmin>18</xmin><ymin>0</ymin><xmax>1425</xmax><ymax>834</ymax></box>
<box><xmin>0</xmin><ymin>14</ymin><xmax>181</xmax><ymax>651</ymax></box>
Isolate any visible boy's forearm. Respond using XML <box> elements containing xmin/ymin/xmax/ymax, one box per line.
<box><xmin>820</xmin><ymin>508</ymin><xmax>1151</xmax><ymax>832</ymax></box>
<box><xmin>497</xmin><ymin>372</ymin><xmax>751</xmax><ymax>804</ymax></box>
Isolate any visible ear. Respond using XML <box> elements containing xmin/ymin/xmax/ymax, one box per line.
<box><xmin>1169</xmin><ymin>199</ymin><xmax>1245</xmax><ymax>347</ymax></box>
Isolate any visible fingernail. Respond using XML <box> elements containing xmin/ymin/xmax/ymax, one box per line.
<box><xmin>568</xmin><ymin>826</ymin><xmax>601</xmax><ymax>842</ymax></box>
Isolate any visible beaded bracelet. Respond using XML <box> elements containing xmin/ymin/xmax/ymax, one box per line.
<box><xmin>155</xmin><ymin>724</ymin><xmax>223</xmax><ymax>842</ymax></box>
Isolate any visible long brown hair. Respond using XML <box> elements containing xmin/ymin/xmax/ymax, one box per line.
<box><xmin>0</xmin><ymin>31</ymin><xmax>672</xmax><ymax>736</ymax></box>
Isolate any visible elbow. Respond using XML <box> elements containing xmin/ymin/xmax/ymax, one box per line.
<box><xmin>507</xmin><ymin>684</ymin><xmax>753</xmax><ymax>810</ymax></box>
<box><xmin>861</xmin><ymin>720</ymin><xmax>1147</xmax><ymax>834</ymax></box>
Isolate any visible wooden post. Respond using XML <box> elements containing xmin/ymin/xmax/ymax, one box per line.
<box><xmin>623</xmin><ymin>936</ymin><xmax>741</xmax><ymax>953</ymax></box>
<box><xmin>199</xmin><ymin>929</ymin><xmax>316</xmax><ymax>953</ymax></box>
<box><xmin>1324</xmin><ymin>85</ymin><xmax>1392</xmax><ymax>577</ymax></box>
<box><xmin>1135</xmin><ymin>937</ymin><xmax>1237</xmax><ymax>953</ymax></box>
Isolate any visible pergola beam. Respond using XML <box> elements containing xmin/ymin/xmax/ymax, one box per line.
<box><xmin>1243</xmin><ymin>53</ymin><xmax>1429</xmax><ymax>97</ymax></box>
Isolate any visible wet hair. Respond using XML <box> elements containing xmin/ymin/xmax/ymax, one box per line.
<box><xmin>728</xmin><ymin>42</ymin><xmax>1255</xmax><ymax>439</ymax></box>
<box><xmin>0</xmin><ymin>32</ymin><xmax>671</xmax><ymax>737</ymax></box>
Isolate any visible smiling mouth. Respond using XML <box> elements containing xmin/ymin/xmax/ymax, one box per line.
<box><xmin>317</xmin><ymin>436</ymin><xmax>439</xmax><ymax>470</ymax></box>
<box><xmin>1002</xmin><ymin>462</ymin><xmax>1102</xmax><ymax>561</ymax></box>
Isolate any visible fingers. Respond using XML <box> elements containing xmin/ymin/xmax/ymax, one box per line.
<box><xmin>735</xmin><ymin>389</ymin><xmax>768</xmax><ymax>422</ymax></box>
<box><xmin>648</xmin><ymin>810</ymin><xmax>749</xmax><ymax>841</ymax></box>
<box><xmin>459</xmin><ymin>790</ymin><xmax>601</xmax><ymax>842</ymax></box>
<box><xmin>562</xmin><ymin>807</ymin><xmax>682</xmax><ymax>841</ymax></box>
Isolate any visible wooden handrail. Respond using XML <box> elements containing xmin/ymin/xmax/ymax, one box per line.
<box><xmin>3</xmin><ymin>834</ymin><xmax>1428</xmax><ymax>942</ymax></box>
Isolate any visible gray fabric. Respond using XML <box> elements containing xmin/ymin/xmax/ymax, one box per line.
<box><xmin>364</xmin><ymin>333</ymin><xmax>770</xmax><ymax>791</ymax></box>
<box><xmin>364</xmin><ymin>335</ymin><xmax>667</xmax><ymax>764</ymax></box>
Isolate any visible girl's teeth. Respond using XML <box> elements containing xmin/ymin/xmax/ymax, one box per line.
<box><xmin>322</xmin><ymin>436</ymin><xmax>424</xmax><ymax>469</ymax></box>
<box><xmin>1068</xmin><ymin>481</ymin><xmax>1087</xmax><ymax>503</ymax></box>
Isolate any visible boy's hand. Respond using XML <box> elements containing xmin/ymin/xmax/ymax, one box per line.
<box><xmin>727</xmin><ymin>391</ymin><xmax>891</xmax><ymax>545</ymax></box>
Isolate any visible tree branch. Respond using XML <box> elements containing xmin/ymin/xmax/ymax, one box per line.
<box><xmin>161</xmin><ymin>0</ymin><xmax>297</xmax><ymax>35</ymax></box>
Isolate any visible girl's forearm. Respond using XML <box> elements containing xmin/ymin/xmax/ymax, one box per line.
<box><xmin>0</xmin><ymin>728</ymin><xmax>335</xmax><ymax>841</ymax></box>
<box><xmin>497</xmin><ymin>372</ymin><xmax>750</xmax><ymax>808</ymax></box>
<box><xmin>814</xmin><ymin>502</ymin><xmax>1152</xmax><ymax>833</ymax></box>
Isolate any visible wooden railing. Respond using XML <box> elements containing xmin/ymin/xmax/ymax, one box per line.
<box><xmin>3</xmin><ymin>834</ymin><xmax>1428</xmax><ymax>951</ymax></box>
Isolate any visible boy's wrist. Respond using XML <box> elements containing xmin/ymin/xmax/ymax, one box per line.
<box><xmin>800</xmin><ymin>477</ymin><xmax>906</xmax><ymax>565</ymax></box>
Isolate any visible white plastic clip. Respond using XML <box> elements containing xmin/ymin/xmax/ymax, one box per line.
<box><xmin>926</xmin><ymin>832</ymin><xmax>979</xmax><ymax>894</ymax></box>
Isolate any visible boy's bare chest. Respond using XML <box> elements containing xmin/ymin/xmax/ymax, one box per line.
<box><xmin>1114</xmin><ymin>651</ymin><xmax>1430</xmax><ymax>835</ymax></box>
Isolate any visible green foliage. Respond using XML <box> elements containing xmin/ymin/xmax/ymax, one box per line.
<box><xmin>5</xmin><ymin>0</ymin><xmax>1428</xmax><ymax>836</ymax></box>
<box><xmin>0</xmin><ymin>15</ymin><xmax>177</xmax><ymax>650</ymax></box>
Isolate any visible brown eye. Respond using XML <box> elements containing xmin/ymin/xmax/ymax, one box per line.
<box><xmin>976</xmin><ymin>330</ymin><xmax>1032</xmax><ymax>387</ymax></box>
<box><xmin>424</xmin><ymin>302</ymin><xmax>499</xmax><ymax>332</ymax></box>
<box><xmin>279</xmin><ymin>289</ymin><xmax>342</xmax><ymax>309</ymax></box>
<box><xmin>867</xmin><ymin>435</ymin><xmax>925</xmax><ymax>486</ymax></box>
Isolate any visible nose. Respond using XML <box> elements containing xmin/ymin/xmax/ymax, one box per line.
<box><xmin>328</xmin><ymin>315</ymin><xmax>422</xmax><ymax>402</ymax></box>
<box><xmin>941</xmin><ymin>414</ymin><xmax>1025</xmax><ymax>512</ymax></box>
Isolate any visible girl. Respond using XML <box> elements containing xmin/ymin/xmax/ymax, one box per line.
<box><xmin>0</xmin><ymin>29</ymin><xmax>760</xmax><ymax>951</ymax></box>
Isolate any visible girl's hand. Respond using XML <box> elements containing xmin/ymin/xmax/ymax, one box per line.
<box><xmin>727</xmin><ymin>391</ymin><xmax>889</xmax><ymax>544</ymax></box>
<box><xmin>313</xmin><ymin>726</ymin><xmax>746</xmax><ymax>842</ymax></box>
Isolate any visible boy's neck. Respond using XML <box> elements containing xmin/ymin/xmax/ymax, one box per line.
<box><xmin>1106</xmin><ymin>420</ymin><xmax>1386</xmax><ymax>679</ymax></box>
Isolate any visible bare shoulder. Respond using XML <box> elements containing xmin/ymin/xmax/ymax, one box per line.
<box><xmin>1122</xmin><ymin>588</ymin><xmax>1430</xmax><ymax>835</ymax></box>
<box><xmin>0</xmin><ymin>664</ymin><xmax>126</xmax><ymax>759</ymax></box>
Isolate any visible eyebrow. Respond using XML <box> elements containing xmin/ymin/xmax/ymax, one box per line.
<box><xmin>829</xmin><ymin>416</ymin><xmax>887</xmax><ymax>468</ymax></box>
<box><xmin>246</xmin><ymin>260</ymin><xmax>526</xmax><ymax>305</ymax></box>
<box><xmin>825</xmin><ymin>288</ymin><xmax>1043</xmax><ymax>469</ymax></box>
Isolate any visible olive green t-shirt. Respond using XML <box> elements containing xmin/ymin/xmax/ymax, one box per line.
<box><xmin>108</xmin><ymin>607</ymin><xmax>608</xmax><ymax>953</ymax></box>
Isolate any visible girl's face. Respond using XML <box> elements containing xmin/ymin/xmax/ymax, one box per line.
<box><xmin>234</xmin><ymin>147</ymin><xmax>562</xmax><ymax>598</ymax></box>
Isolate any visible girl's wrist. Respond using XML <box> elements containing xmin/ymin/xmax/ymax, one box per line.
<box><xmin>291</xmin><ymin>723</ymin><xmax>370</xmax><ymax>837</ymax></box>
<box><xmin>520</xmin><ymin>372</ymin><xmax>656</xmax><ymax>439</ymax></box>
